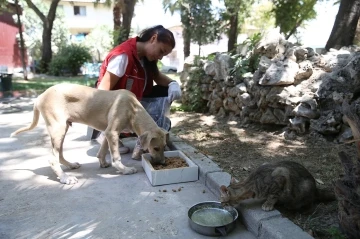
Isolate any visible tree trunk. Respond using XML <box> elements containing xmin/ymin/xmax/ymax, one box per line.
<box><xmin>24</xmin><ymin>0</ymin><xmax>60</xmax><ymax>72</ymax></box>
<box><xmin>180</xmin><ymin>5</ymin><xmax>191</xmax><ymax>58</ymax></box>
<box><xmin>227</xmin><ymin>13</ymin><xmax>238</xmax><ymax>53</ymax></box>
<box><xmin>113</xmin><ymin>1</ymin><xmax>121</xmax><ymax>30</ymax></box>
<box><xmin>117</xmin><ymin>0</ymin><xmax>136</xmax><ymax>44</ymax></box>
<box><xmin>113</xmin><ymin>0</ymin><xmax>136</xmax><ymax>46</ymax></box>
<box><xmin>113</xmin><ymin>1</ymin><xmax>122</xmax><ymax>46</ymax></box>
<box><xmin>325</xmin><ymin>0</ymin><xmax>360</xmax><ymax>50</ymax></box>
<box><xmin>14</xmin><ymin>0</ymin><xmax>27</xmax><ymax>80</ymax></box>
<box><xmin>39</xmin><ymin>23</ymin><xmax>53</xmax><ymax>72</ymax></box>
<box><xmin>183</xmin><ymin>27</ymin><xmax>191</xmax><ymax>58</ymax></box>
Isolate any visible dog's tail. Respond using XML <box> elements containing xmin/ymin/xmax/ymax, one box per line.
<box><xmin>10</xmin><ymin>100</ymin><xmax>40</xmax><ymax>137</ymax></box>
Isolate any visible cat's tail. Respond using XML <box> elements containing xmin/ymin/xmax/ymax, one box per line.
<box><xmin>316</xmin><ymin>188</ymin><xmax>336</xmax><ymax>202</ymax></box>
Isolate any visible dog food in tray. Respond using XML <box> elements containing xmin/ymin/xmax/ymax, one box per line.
<box><xmin>142</xmin><ymin>150</ymin><xmax>199</xmax><ymax>186</ymax></box>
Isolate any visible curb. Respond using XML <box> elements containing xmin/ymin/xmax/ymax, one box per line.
<box><xmin>169</xmin><ymin>133</ymin><xmax>313</xmax><ymax>239</ymax></box>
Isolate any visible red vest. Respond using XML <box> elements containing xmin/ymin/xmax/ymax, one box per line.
<box><xmin>97</xmin><ymin>37</ymin><xmax>153</xmax><ymax>99</ymax></box>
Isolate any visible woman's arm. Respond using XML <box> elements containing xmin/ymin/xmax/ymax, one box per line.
<box><xmin>97</xmin><ymin>71</ymin><xmax>120</xmax><ymax>90</ymax></box>
<box><xmin>97</xmin><ymin>54</ymin><xmax>128</xmax><ymax>90</ymax></box>
<box><xmin>153</xmin><ymin>72</ymin><xmax>175</xmax><ymax>86</ymax></box>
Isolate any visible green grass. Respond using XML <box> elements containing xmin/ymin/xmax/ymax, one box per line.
<box><xmin>170</xmin><ymin>104</ymin><xmax>192</xmax><ymax>113</ymax></box>
<box><xmin>326</xmin><ymin>227</ymin><xmax>347</xmax><ymax>239</ymax></box>
<box><xmin>12</xmin><ymin>76</ymin><xmax>97</xmax><ymax>92</ymax></box>
<box><xmin>11</xmin><ymin>72</ymin><xmax>179</xmax><ymax>93</ymax></box>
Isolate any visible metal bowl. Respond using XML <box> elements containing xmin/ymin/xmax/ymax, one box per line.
<box><xmin>188</xmin><ymin>201</ymin><xmax>238</xmax><ymax>236</ymax></box>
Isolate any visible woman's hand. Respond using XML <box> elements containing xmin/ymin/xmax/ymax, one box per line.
<box><xmin>154</xmin><ymin>72</ymin><xmax>182</xmax><ymax>102</ymax></box>
<box><xmin>168</xmin><ymin>81</ymin><xmax>181</xmax><ymax>102</ymax></box>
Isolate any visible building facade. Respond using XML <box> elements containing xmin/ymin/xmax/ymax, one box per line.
<box><xmin>58</xmin><ymin>0</ymin><xmax>112</xmax><ymax>43</ymax></box>
<box><xmin>0</xmin><ymin>2</ymin><xmax>28</xmax><ymax>72</ymax></box>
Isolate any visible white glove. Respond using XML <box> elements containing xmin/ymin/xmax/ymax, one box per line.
<box><xmin>168</xmin><ymin>81</ymin><xmax>182</xmax><ymax>102</ymax></box>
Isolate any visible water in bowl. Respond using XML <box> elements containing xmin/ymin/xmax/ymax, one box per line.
<box><xmin>191</xmin><ymin>208</ymin><xmax>233</xmax><ymax>227</ymax></box>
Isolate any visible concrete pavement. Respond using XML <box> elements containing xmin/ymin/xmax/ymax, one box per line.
<box><xmin>0</xmin><ymin>97</ymin><xmax>312</xmax><ymax>239</ymax></box>
<box><xmin>0</xmin><ymin>97</ymin><xmax>254</xmax><ymax>239</ymax></box>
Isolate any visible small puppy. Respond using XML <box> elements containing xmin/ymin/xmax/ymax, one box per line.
<box><xmin>11</xmin><ymin>83</ymin><xmax>167</xmax><ymax>184</ymax></box>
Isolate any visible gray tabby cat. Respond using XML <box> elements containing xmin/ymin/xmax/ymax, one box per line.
<box><xmin>220</xmin><ymin>161</ymin><xmax>335</xmax><ymax>211</ymax></box>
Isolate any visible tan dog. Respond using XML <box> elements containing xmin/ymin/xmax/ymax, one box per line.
<box><xmin>10</xmin><ymin>83</ymin><xmax>167</xmax><ymax>184</ymax></box>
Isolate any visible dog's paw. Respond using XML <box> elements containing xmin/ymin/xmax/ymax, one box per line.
<box><xmin>100</xmin><ymin>161</ymin><xmax>111</xmax><ymax>168</ymax></box>
<box><xmin>68</xmin><ymin>162</ymin><xmax>81</xmax><ymax>169</ymax></box>
<box><xmin>60</xmin><ymin>174</ymin><xmax>78</xmax><ymax>184</ymax></box>
<box><xmin>121</xmin><ymin>167</ymin><xmax>137</xmax><ymax>175</ymax></box>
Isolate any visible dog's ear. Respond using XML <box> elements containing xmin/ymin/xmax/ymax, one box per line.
<box><xmin>160</xmin><ymin>128</ymin><xmax>169</xmax><ymax>145</ymax></box>
<box><xmin>139</xmin><ymin>131</ymin><xmax>151</xmax><ymax>150</ymax></box>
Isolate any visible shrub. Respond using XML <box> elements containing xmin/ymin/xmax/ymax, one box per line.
<box><xmin>48</xmin><ymin>56</ymin><xmax>67</xmax><ymax>76</ymax></box>
<box><xmin>184</xmin><ymin>66</ymin><xmax>208</xmax><ymax>113</ymax></box>
<box><xmin>229</xmin><ymin>33</ymin><xmax>262</xmax><ymax>78</ymax></box>
<box><xmin>49</xmin><ymin>44</ymin><xmax>92</xmax><ymax>76</ymax></box>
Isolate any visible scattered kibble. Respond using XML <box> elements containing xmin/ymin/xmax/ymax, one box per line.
<box><xmin>178</xmin><ymin>187</ymin><xmax>182</xmax><ymax>192</ymax></box>
<box><xmin>162</xmin><ymin>189</ymin><xmax>167</xmax><ymax>192</ymax></box>
<box><xmin>202</xmin><ymin>190</ymin><xmax>206</xmax><ymax>193</ymax></box>
<box><xmin>154</xmin><ymin>199</ymin><xmax>158</xmax><ymax>202</ymax></box>
<box><xmin>172</xmin><ymin>189</ymin><xmax>177</xmax><ymax>192</ymax></box>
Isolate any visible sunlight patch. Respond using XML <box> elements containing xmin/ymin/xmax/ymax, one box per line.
<box><xmin>139</xmin><ymin>191</ymin><xmax>155</xmax><ymax>197</ymax></box>
<box><xmin>170</xmin><ymin>116</ymin><xmax>187</xmax><ymax>127</ymax></box>
<box><xmin>200</xmin><ymin>115</ymin><xmax>216</xmax><ymax>126</ymax></box>
<box><xmin>69</xmin><ymin>226</ymin><xmax>98</xmax><ymax>239</ymax></box>
<box><xmin>0</xmin><ymin>138</ymin><xmax>17</xmax><ymax>144</ymax></box>
<box><xmin>227</xmin><ymin>120</ymin><xmax>238</xmax><ymax>125</ymax></box>
<box><xmin>97</xmin><ymin>174</ymin><xmax>119</xmax><ymax>179</ymax></box>
<box><xmin>266</xmin><ymin>141</ymin><xmax>284</xmax><ymax>149</ymax></box>
<box><xmin>8</xmin><ymin>170</ymin><xmax>34</xmax><ymax>181</ymax></box>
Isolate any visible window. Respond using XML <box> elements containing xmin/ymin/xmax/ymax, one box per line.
<box><xmin>74</xmin><ymin>6</ymin><xmax>86</xmax><ymax>16</ymax></box>
<box><xmin>71</xmin><ymin>33</ymin><xmax>89</xmax><ymax>43</ymax></box>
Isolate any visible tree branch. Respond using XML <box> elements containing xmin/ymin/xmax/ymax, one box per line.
<box><xmin>47</xmin><ymin>0</ymin><xmax>61</xmax><ymax>23</ymax></box>
<box><xmin>24</xmin><ymin>0</ymin><xmax>46</xmax><ymax>22</ymax></box>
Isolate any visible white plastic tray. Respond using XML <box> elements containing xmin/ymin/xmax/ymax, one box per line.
<box><xmin>142</xmin><ymin>150</ymin><xmax>199</xmax><ymax>186</ymax></box>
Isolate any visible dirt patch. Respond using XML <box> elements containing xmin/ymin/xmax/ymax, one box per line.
<box><xmin>152</xmin><ymin>157</ymin><xmax>188</xmax><ymax>170</ymax></box>
<box><xmin>170</xmin><ymin>111</ymin><xmax>354</xmax><ymax>239</ymax></box>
